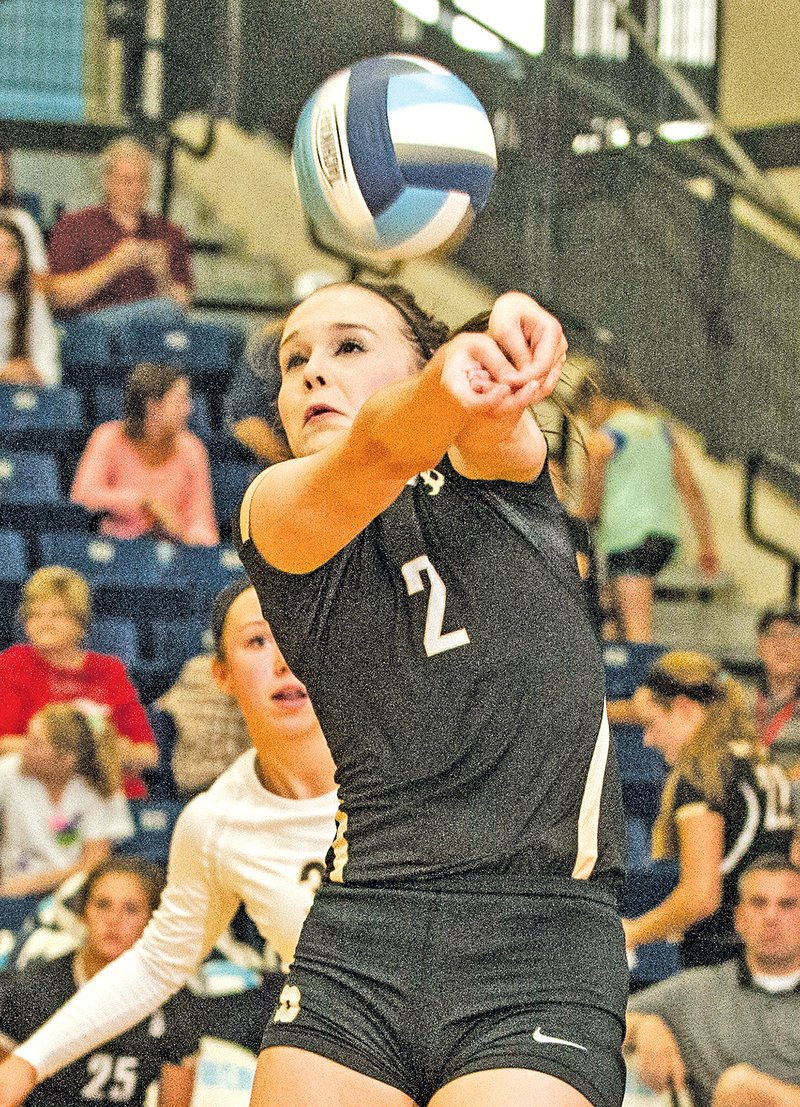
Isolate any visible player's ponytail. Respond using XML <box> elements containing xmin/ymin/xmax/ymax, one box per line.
<box><xmin>648</xmin><ymin>652</ymin><xmax>761</xmax><ymax>858</ymax></box>
<box><xmin>37</xmin><ymin>703</ymin><xmax>123</xmax><ymax>798</ymax></box>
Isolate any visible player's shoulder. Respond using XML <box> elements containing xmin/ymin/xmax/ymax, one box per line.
<box><xmin>176</xmin><ymin>751</ymin><xmax>259</xmax><ymax>826</ymax></box>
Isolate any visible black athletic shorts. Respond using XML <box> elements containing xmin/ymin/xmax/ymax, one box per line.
<box><xmin>261</xmin><ymin>880</ymin><xmax>628</xmax><ymax>1107</ymax></box>
<box><xmin>606</xmin><ymin>536</ymin><xmax>676</xmax><ymax>579</ymax></box>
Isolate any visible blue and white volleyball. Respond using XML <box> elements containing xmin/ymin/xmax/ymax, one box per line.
<box><xmin>291</xmin><ymin>54</ymin><xmax>497</xmax><ymax>262</ymax></box>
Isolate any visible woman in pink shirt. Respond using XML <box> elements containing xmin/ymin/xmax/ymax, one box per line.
<box><xmin>70</xmin><ymin>362</ymin><xmax>219</xmax><ymax>545</ymax></box>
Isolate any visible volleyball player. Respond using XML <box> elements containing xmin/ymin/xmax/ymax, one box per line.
<box><xmin>0</xmin><ymin>580</ymin><xmax>339</xmax><ymax>1107</ymax></box>
<box><xmin>238</xmin><ymin>283</ymin><xmax>629</xmax><ymax>1107</ymax></box>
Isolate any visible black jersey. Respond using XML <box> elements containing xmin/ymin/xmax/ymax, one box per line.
<box><xmin>239</xmin><ymin>457</ymin><xmax>625</xmax><ymax>890</ymax></box>
<box><xmin>675</xmin><ymin>745</ymin><xmax>795</xmax><ymax>963</ymax></box>
<box><xmin>0</xmin><ymin>955</ymin><xmax>199</xmax><ymax>1107</ymax></box>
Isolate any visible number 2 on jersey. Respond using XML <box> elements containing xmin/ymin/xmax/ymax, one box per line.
<box><xmin>401</xmin><ymin>555</ymin><xmax>470</xmax><ymax>657</ymax></box>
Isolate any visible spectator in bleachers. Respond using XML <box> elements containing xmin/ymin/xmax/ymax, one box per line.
<box><xmin>625</xmin><ymin>855</ymin><xmax>800</xmax><ymax>1107</ymax></box>
<box><xmin>70</xmin><ymin>362</ymin><xmax>218</xmax><ymax>545</ymax></box>
<box><xmin>0</xmin><ymin>566</ymin><xmax>158</xmax><ymax>799</ymax></box>
<box><xmin>0</xmin><ymin>147</ymin><xmax>48</xmax><ymax>275</ymax></box>
<box><xmin>753</xmin><ymin>609</ymin><xmax>800</xmax><ymax>779</ymax></box>
<box><xmin>622</xmin><ymin>651</ymin><xmax>797</xmax><ymax>970</ymax></box>
<box><xmin>0</xmin><ymin>580</ymin><xmax>337</xmax><ymax>1106</ymax></box>
<box><xmin>156</xmin><ymin>653</ymin><xmax>251</xmax><ymax>797</ymax></box>
<box><xmin>0</xmin><ymin>704</ymin><xmax>133</xmax><ymax>902</ymax></box>
<box><xmin>0</xmin><ymin>216</ymin><xmax>60</xmax><ymax>387</ymax></box>
<box><xmin>46</xmin><ymin>137</ymin><xmax>193</xmax><ymax>328</ymax></box>
<box><xmin>0</xmin><ymin>855</ymin><xmax>198</xmax><ymax>1107</ymax></box>
<box><xmin>224</xmin><ymin>327</ymin><xmax>290</xmax><ymax>464</ymax></box>
<box><xmin>571</xmin><ymin>362</ymin><xmax>719</xmax><ymax>642</ymax></box>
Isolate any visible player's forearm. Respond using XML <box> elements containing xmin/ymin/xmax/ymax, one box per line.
<box><xmin>450</xmin><ymin>409</ymin><xmax>546</xmax><ymax>482</ymax></box>
<box><xmin>14</xmin><ymin>945</ymin><xmax>186</xmax><ymax>1080</ymax></box>
<box><xmin>351</xmin><ymin>351</ymin><xmax>467</xmax><ymax>479</ymax></box>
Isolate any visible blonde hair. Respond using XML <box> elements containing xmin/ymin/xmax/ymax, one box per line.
<box><xmin>648</xmin><ymin>651</ymin><xmax>764</xmax><ymax>859</ymax></box>
<box><xmin>20</xmin><ymin>566</ymin><xmax>92</xmax><ymax>632</ymax></box>
<box><xmin>34</xmin><ymin>704</ymin><xmax>122</xmax><ymax>798</ymax></box>
<box><xmin>101</xmin><ymin>137</ymin><xmax>151</xmax><ymax>176</ymax></box>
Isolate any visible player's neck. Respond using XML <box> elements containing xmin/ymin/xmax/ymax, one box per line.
<box><xmin>74</xmin><ymin>948</ymin><xmax>110</xmax><ymax>984</ymax></box>
<box><xmin>252</xmin><ymin>730</ymin><xmax>336</xmax><ymax>801</ymax></box>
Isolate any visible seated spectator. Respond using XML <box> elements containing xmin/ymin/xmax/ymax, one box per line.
<box><xmin>0</xmin><ymin>566</ymin><xmax>158</xmax><ymax>798</ymax></box>
<box><xmin>0</xmin><ymin>147</ymin><xmax>48</xmax><ymax>275</ymax></box>
<box><xmin>622</xmin><ymin>651</ymin><xmax>797</xmax><ymax>969</ymax></box>
<box><xmin>70</xmin><ymin>363</ymin><xmax>218</xmax><ymax>545</ymax></box>
<box><xmin>570</xmin><ymin>363</ymin><xmax>719</xmax><ymax>642</ymax></box>
<box><xmin>46</xmin><ymin>137</ymin><xmax>193</xmax><ymax>328</ymax></box>
<box><xmin>224</xmin><ymin>327</ymin><xmax>289</xmax><ymax>464</ymax></box>
<box><xmin>626</xmin><ymin>855</ymin><xmax>800</xmax><ymax>1107</ymax></box>
<box><xmin>0</xmin><ymin>704</ymin><xmax>133</xmax><ymax>902</ymax></box>
<box><xmin>753</xmin><ymin>609</ymin><xmax>800</xmax><ymax>779</ymax></box>
<box><xmin>0</xmin><ymin>856</ymin><xmax>198</xmax><ymax>1107</ymax></box>
<box><xmin>0</xmin><ymin>216</ymin><xmax>60</xmax><ymax>386</ymax></box>
<box><xmin>157</xmin><ymin>654</ymin><xmax>251</xmax><ymax>797</ymax></box>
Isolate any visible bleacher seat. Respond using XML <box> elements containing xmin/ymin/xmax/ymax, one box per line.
<box><xmin>178</xmin><ymin>544</ymin><xmax>247</xmax><ymax>607</ymax></box>
<box><xmin>86</xmin><ymin>617</ymin><xmax>140</xmax><ymax>668</ymax></box>
<box><xmin>115</xmin><ymin>320</ymin><xmax>234</xmax><ymax>378</ymax></box>
<box><xmin>0</xmin><ymin>385</ymin><xmax>86</xmax><ymax>452</ymax></box>
<box><xmin>0</xmin><ymin>449</ymin><xmax>93</xmax><ymax>533</ymax></box>
<box><xmin>115</xmin><ymin>798</ymin><xmax>185</xmax><ymax>863</ymax></box>
<box><xmin>0</xmin><ymin>529</ymin><xmax>29</xmax><ymax>641</ymax></box>
<box><xmin>92</xmin><ymin>385</ymin><xmax>213</xmax><ymax>439</ymax></box>
<box><xmin>151</xmin><ymin>617</ymin><xmax>212</xmax><ymax>662</ymax></box>
<box><xmin>211</xmin><ymin>461</ymin><xmax>259</xmax><ymax>536</ymax></box>
<box><xmin>59</xmin><ymin>319</ymin><xmax>115</xmax><ymax>384</ymax></box>
<box><xmin>37</xmin><ymin>532</ymin><xmax>193</xmax><ymax>620</ymax></box>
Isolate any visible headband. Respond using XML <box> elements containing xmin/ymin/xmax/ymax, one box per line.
<box><xmin>644</xmin><ymin>668</ymin><xmax>724</xmax><ymax>705</ymax></box>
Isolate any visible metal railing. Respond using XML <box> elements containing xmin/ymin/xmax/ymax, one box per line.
<box><xmin>744</xmin><ymin>451</ymin><xmax>800</xmax><ymax>605</ymax></box>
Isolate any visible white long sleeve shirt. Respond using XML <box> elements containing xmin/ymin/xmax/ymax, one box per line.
<box><xmin>15</xmin><ymin>749</ymin><xmax>338</xmax><ymax>1079</ymax></box>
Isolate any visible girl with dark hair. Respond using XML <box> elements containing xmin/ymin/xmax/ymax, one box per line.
<box><xmin>624</xmin><ymin>651</ymin><xmax>798</xmax><ymax>968</ymax></box>
<box><xmin>0</xmin><ymin>215</ymin><xmax>59</xmax><ymax>386</ymax></box>
<box><xmin>0</xmin><ymin>704</ymin><xmax>134</xmax><ymax>901</ymax></box>
<box><xmin>70</xmin><ymin>362</ymin><xmax>218</xmax><ymax>544</ymax></box>
<box><xmin>238</xmin><ymin>282</ymin><xmax>628</xmax><ymax>1107</ymax></box>
<box><xmin>0</xmin><ymin>855</ymin><xmax>198</xmax><ymax>1107</ymax></box>
<box><xmin>0</xmin><ymin>148</ymin><xmax>48</xmax><ymax>274</ymax></box>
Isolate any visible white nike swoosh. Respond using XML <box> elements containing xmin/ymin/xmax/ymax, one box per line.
<box><xmin>532</xmin><ymin>1026</ymin><xmax>588</xmax><ymax>1052</ymax></box>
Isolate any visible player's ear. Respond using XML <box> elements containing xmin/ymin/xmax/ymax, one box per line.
<box><xmin>211</xmin><ymin>655</ymin><xmax>233</xmax><ymax>695</ymax></box>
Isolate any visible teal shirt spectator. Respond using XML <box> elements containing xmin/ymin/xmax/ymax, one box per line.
<box><xmin>598</xmin><ymin>408</ymin><xmax>680</xmax><ymax>556</ymax></box>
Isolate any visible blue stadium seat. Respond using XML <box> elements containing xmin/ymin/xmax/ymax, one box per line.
<box><xmin>151</xmin><ymin>617</ymin><xmax>212</xmax><ymax>662</ymax></box>
<box><xmin>0</xmin><ymin>385</ymin><xmax>86</xmax><ymax>451</ymax></box>
<box><xmin>0</xmin><ymin>529</ymin><xmax>29</xmax><ymax>640</ymax></box>
<box><xmin>115</xmin><ymin>320</ymin><xmax>234</xmax><ymax>377</ymax></box>
<box><xmin>178</xmin><ymin>544</ymin><xmax>246</xmax><ymax>609</ymax></box>
<box><xmin>93</xmin><ymin>385</ymin><xmax>213</xmax><ymax>439</ymax></box>
<box><xmin>0</xmin><ymin>449</ymin><xmax>92</xmax><ymax>532</ymax></box>
<box><xmin>59</xmin><ymin>319</ymin><xmax>116</xmax><ymax>381</ymax></box>
<box><xmin>211</xmin><ymin>461</ymin><xmax>259</xmax><ymax>534</ymax></box>
<box><xmin>37</xmin><ymin>532</ymin><xmax>193</xmax><ymax>620</ymax></box>
<box><xmin>87</xmin><ymin>617</ymin><xmax>140</xmax><ymax>667</ymax></box>
<box><xmin>115</xmin><ymin>798</ymin><xmax>185</xmax><ymax>863</ymax></box>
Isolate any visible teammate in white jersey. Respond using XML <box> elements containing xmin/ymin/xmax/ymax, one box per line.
<box><xmin>0</xmin><ymin>579</ymin><xmax>339</xmax><ymax>1107</ymax></box>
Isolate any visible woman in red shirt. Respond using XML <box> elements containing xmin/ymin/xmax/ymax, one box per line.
<box><xmin>0</xmin><ymin>566</ymin><xmax>158</xmax><ymax>798</ymax></box>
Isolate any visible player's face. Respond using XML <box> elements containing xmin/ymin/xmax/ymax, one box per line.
<box><xmin>735</xmin><ymin>870</ymin><xmax>800</xmax><ymax>972</ymax></box>
<box><xmin>277</xmin><ymin>285</ymin><xmax>421</xmax><ymax>457</ymax></box>
<box><xmin>104</xmin><ymin>154</ymin><xmax>150</xmax><ymax>215</ymax></box>
<box><xmin>758</xmin><ymin>619</ymin><xmax>800</xmax><ymax>682</ymax></box>
<box><xmin>634</xmin><ymin>688</ymin><xmax>700</xmax><ymax>765</ymax></box>
<box><xmin>212</xmin><ymin>587</ymin><xmax>318</xmax><ymax>734</ymax></box>
<box><xmin>82</xmin><ymin>872</ymin><xmax>152</xmax><ymax>965</ymax></box>
<box><xmin>24</xmin><ymin>595</ymin><xmax>85</xmax><ymax>654</ymax></box>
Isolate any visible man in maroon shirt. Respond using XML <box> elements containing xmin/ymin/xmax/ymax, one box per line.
<box><xmin>47</xmin><ymin>137</ymin><xmax>194</xmax><ymax>324</ymax></box>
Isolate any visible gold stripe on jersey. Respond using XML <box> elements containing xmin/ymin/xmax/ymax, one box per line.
<box><xmin>330</xmin><ymin>808</ymin><xmax>349</xmax><ymax>884</ymax></box>
<box><xmin>572</xmin><ymin>703</ymin><xmax>611</xmax><ymax>880</ymax></box>
<box><xmin>238</xmin><ymin>468</ymin><xmax>272</xmax><ymax>544</ymax></box>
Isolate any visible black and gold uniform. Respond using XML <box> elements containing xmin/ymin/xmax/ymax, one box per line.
<box><xmin>238</xmin><ymin>458</ymin><xmax>629</xmax><ymax>1107</ymax></box>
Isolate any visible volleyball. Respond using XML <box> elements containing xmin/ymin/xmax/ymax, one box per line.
<box><xmin>291</xmin><ymin>54</ymin><xmax>497</xmax><ymax>262</ymax></box>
